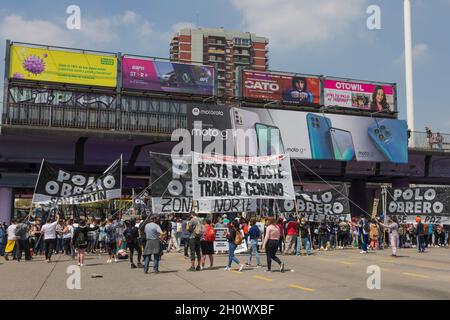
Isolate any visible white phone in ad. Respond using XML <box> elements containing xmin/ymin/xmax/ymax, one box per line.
<box><xmin>230</xmin><ymin>108</ymin><xmax>260</xmax><ymax>156</ymax></box>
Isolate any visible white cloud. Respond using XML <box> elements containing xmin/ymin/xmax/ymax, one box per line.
<box><xmin>395</xmin><ymin>43</ymin><xmax>430</xmax><ymax>64</ymax></box>
<box><xmin>231</xmin><ymin>0</ymin><xmax>366</xmax><ymax>50</ymax></box>
<box><xmin>171</xmin><ymin>21</ymin><xmax>196</xmax><ymax>33</ymax></box>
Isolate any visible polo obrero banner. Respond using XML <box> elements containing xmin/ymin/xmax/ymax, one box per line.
<box><xmin>33</xmin><ymin>157</ymin><xmax>122</xmax><ymax>205</ymax></box>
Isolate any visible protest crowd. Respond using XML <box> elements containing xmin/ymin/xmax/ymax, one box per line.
<box><xmin>2</xmin><ymin>209</ymin><xmax>449</xmax><ymax>273</ymax></box>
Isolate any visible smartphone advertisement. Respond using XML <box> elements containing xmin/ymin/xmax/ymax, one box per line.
<box><xmin>230</xmin><ymin>107</ymin><xmax>408</xmax><ymax>163</ymax></box>
<box><xmin>122</xmin><ymin>57</ymin><xmax>214</xmax><ymax>95</ymax></box>
<box><xmin>241</xmin><ymin>70</ymin><xmax>321</xmax><ymax>106</ymax></box>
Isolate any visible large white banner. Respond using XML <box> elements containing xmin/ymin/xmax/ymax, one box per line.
<box><xmin>192</xmin><ymin>153</ymin><xmax>295</xmax><ymax>200</ymax></box>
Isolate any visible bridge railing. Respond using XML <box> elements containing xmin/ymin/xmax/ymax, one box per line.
<box><xmin>410</xmin><ymin>131</ymin><xmax>450</xmax><ymax>152</ymax></box>
<box><xmin>1</xmin><ymin>103</ymin><xmax>186</xmax><ymax>134</ymax></box>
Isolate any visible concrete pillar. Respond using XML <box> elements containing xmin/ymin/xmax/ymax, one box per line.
<box><xmin>0</xmin><ymin>187</ymin><xmax>13</xmax><ymax>225</ymax></box>
<box><xmin>392</xmin><ymin>177</ymin><xmax>410</xmax><ymax>188</ymax></box>
<box><xmin>350</xmin><ymin>180</ymin><xmax>368</xmax><ymax>218</ymax></box>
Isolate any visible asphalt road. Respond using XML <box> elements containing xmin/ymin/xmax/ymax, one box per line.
<box><xmin>1</xmin><ymin>247</ymin><xmax>449</xmax><ymax>300</ymax></box>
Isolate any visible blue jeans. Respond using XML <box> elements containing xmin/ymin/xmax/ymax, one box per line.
<box><xmin>247</xmin><ymin>239</ymin><xmax>260</xmax><ymax>265</ymax></box>
<box><xmin>362</xmin><ymin>234</ymin><xmax>369</xmax><ymax>252</ymax></box>
<box><xmin>228</xmin><ymin>242</ymin><xmax>240</xmax><ymax>267</ymax></box>
<box><xmin>297</xmin><ymin>237</ymin><xmax>311</xmax><ymax>255</ymax></box>
<box><xmin>0</xmin><ymin>242</ymin><xmax>4</xmax><ymax>255</ymax></box>
<box><xmin>144</xmin><ymin>254</ymin><xmax>159</xmax><ymax>273</ymax></box>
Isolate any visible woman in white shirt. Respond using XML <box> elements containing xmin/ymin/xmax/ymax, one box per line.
<box><xmin>40</xmin><ymin>214</ymin><xmax>60</xmax><ymax>262</ymax></box>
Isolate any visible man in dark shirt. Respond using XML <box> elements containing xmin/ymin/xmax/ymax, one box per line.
<box><xmin>415</xmin><ymin>216</ymin><xmax>425</xmax><ymax>253</ymax></box>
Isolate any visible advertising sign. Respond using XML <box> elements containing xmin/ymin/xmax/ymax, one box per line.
<box><xmin>187</xmin><ymin>103</ymin><xmax>235</xmax><ymax>156</ymax></box>
<box><xmin>9</xmin><ymin>44</ymin><xmax>117</xmax><ymax>87</ymax></box>
<box><xmin>241</xmin><ymin>70</ymin><xmax>320</xmax><ymax>106</ymax></box>
<box><xmin>122</xmin><ymin>57</ymin><xmax>214</xmax><ymax>95</ymax></box>
<box><xmin>324</xmin><ymin>78</ymin><xmax>396</xmax><ymax>112</ymax></box>
<box><xmin>192</xmin><ymin>152</ymin><xmax>296</xmax><ymax>200</ymax></box>
<box><xmin>213</xmin><ymin>227</ymin><xmax>229</xmax><ymax>251</ymax></box>
<box><xmin>386</xmin><ymin>187</ymin><xmax>450</xmax><ymax>224</ymax></box>
<box><xmin>33</xmin><ymin>158</ymin><xmax>122</xmax><ymax>205</ymax></box>
<box><xmin>231</xmin><ymin>107</ymin><xmax>408</xmax><ymax>163</ymax></box>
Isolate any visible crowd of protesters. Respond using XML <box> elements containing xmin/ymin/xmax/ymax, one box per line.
<box><xmin>1</xmin><ymin>210</ymin><xmax>449</xmax><ymax>273</ymax></box>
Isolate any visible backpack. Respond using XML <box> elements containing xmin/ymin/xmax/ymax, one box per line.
<box><xmin>15</xmin><ymin>224</ymin><xmax>27</xmax><ymax>238</ymax></box>
<box><xmin>76</xmin><ymin>229</ymin><xmax>87</xmax><ymax>247</ymax></box>
<box><xmin>193</xmin><ymin>220</ymin><xmax>204</xmax><ymax>238</ymax></box>
<box><xmin>205</xmin><ymin>225</ymin><xmax>216</xmax><ymax>242</ymax></box>
<box><xmin>364</xmin><ymin>222</ymin><xmax>370</xmax><ymax>233</ymax></box>
<box><xmin>234</xmin><ymin>230</ymin><xmax>243</xmax><ymax>245</ymax></box>
<box><xmin>123</xmin><ymin>226</ymin><xmax>136</xmax><ymax>243</ymax></box>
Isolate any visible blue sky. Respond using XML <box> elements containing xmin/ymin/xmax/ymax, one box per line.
<box><xmin>0</xmin><ymin>0</ymin><xmax>449</xmax><ymax>133</ymax></box>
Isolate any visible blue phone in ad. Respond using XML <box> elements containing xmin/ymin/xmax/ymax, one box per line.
<box><xmin>307</xmin><ymin>113</ymin><xmax>333</xmax><ymax>160</ymax></box>
<box><xmin>329</xmin><ymin>128</ymin><xmax>356</xmax><ymax>161</ymax></box>
<box><xmin>255</xmin><ymin>123</ymin><xmax>285</xmax><ymax>156</ymax></box>
<box><xmin>367</xmin><ymin>119</ymin><xmax>408</xmax><ymax>163</ymax></box>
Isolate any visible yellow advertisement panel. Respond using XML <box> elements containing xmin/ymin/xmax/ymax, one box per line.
<box><xmin>9</xmin><ymin>45</ymin><xmax>117</xmax><ymax>87</ymax></box>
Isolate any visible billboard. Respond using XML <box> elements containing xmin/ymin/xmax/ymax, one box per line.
<box><xmin>230</xmin><ymin>107</ymin><xmax>408</xmax><ymax>163</ymax></box>
<box><xmin>324</xmin><ymin>78</ymin><xmax>396</xmax><ymax>112</ymax></box>
<box><xmin>241</xmin><ymin>70</ymin><xmax>320</xmax><ymax>106</ymax></box>
<box><xmin>122</xmin><ymin>57</ymin><xmax>214</xmax><ymax>95</ymax></box>
<box><xmin>9</xmin><ymin>44</ymin><xmax>117</xmax><ymax>87</ymax></box>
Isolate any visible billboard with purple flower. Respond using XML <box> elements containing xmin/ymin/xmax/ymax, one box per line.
<box><xmin>9</xmin><ymin>44</ymin><xmax>117</xmax><ymax>87</ymax></box>
<box><xmin>122</xmin><ymin>57</ymin><xmax>214</xmax><ymax>96</ymax></box>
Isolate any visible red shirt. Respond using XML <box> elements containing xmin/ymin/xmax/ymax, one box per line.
<box><xmin>286</xmin><ymin>220</ymin><xmax>299</xmax><ymax>236</ymax></box>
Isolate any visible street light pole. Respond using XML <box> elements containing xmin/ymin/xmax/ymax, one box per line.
<box><xmin>404</xmin><ymin>0</ymin><xmax>415</xmax><ymax>142</ymax></box>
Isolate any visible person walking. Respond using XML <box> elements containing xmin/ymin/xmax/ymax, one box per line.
<box><xmin>0</xmin><ymin>224</ymin><xmax>5</xmax><ymax>256</ymax></box>
<box><xmin>379</xmin><ymin>216</ymin><xmax>400</xmax><ymax>257</ymax></box>
<box><xmin>246</xmin><ymin>218</ymin><xmax>261</xmax><ymax>267</ymax></box>
<box><xmin>4</xmin><ymin>219</ymin><xmax>18</xmax><ymax>261</ymax></box>
<box><xmin>187</xmin><ymin>213</ymin><xmax>204</xmax><ymax>272</ymax></box>
<box><xmin>167</xmin><ymin>218</ymin><xmax>180</xmax><ymax>252</ymax></box>
<box><xmin>124</xmin><ymin>218</ymin><xmax>143</xmax><ymax>269</ymax></box>
<box><xmin>297</xmin><ymin>218</ymin><xmax>311</xmax><ymax>256</ymax></box>
<box><xmin>200</xmin><ymin>219</ymin><xmax>215</xmax><ymax>269</ymax></box>
<box><xmin>72</xmin><ymin>219</ymin><xmax>99</xmax><ymax>266</ymax></box>
<box><xmin>283</xmin><ymin>214</ymin><xmax>298</xmax><ymax>255</ymax></box>
<box><xmin>40</xmin><ymin>214</ymin><xmax>60</xmax><ymax>263</ymax></box>
<box><xmin>415</xmin><ymin>216</ymin><xmax>426</xmax><ymax>253</ymax></box>
<box><xmin>262</xmin><ymin>217</ymin><xmax>285</xmax><ymax>273</ymax></box>
<box><xmin>360</xmin><ymin>217</ymin><xmax>370</xmax><ymax>254</ymax></box>
<box><xmin>15</xmin><ymin>218</ymin><xmax>32</xmax><ymax>262</ymax></box>
<box><xmin>181</xmin><ymin>218</ymin><xmax>190</xmax><ymax>259</ymax></box>
<box><xmin>369</xmin><ymin>219</ymin><xmax>379</xmax><ymax>250</ymax></box>
<box><xmin>224</xmin><ymin>220</ymin><xmax>245</xmax><ymax>272</ymax></box>
<box><xmin>143</xmin><ymin>216</ymin><xmax>163</xmax><ymax>274</ymax></box>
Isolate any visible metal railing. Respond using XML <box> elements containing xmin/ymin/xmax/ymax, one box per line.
<box><xmin>2</xmin><ymin>103</ymin><xmax>186</xmax><ymax>134</ymax></box>
<box><xmin>410</xmin><ymin>131</ymin><xmax>450</xmax><ymax>152</ymax></box>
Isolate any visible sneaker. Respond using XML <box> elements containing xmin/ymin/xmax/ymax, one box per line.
<box><xmin>264</xmin><ymin>269</ymin><xmax>272</xmax><ymax>273</ymax></box>
<box><xmin>137</xmin><ymin>262</ymin><xmax>144</xmax><ymax>268</ymax></box>
<box><xmin>80</xmin><ymin>263</ymin><xmax>83</xmax><ymax>267</ymax></box>
<box><xmin>256</xmin><ymin>264</ymin><xmax>262</xmax><ymax>268</ymax></box>
<box><xmin>280</xmin><ymin>263</ymin><xmax>285</xmax><ymax>273</ymax></box>
<box><xmin>114</xmin><ymin>258</ymin><xmax>119</xmax><ymax>263</ymax></box>
<box><xmin>196</xmin><ymin>265</ymin><xmax>201</xmax><ymax>271</ymax></box>
<box><xmin>131</xmin><ymin>263</ymin><xmax>137</xmax><ymax>269</ymax></box>
<box><xmin>360</xmin><ymin>251</ymin><xmax>367</xmax><ymax>254</ymax></box>
<box><xmin>238</xmin><ymin>264</ymin><xmax>244</xmax><ymax>272</ymax></box>
<box><xmin>77</xmin><ymin>262</ymin><xmax>81</xmax><ymax>266</ymax></box>
<box><xmin>187</xmin><ymin>267</ymin><xmax>196</xmax><ymax>272</ymax></box>
<box><xmin>106</xmin><ymin>259</ymin><xmax>112</xmax><ymax>264</ymax></box>
<box><xmin>200</xmin><ymin>265</ymin><xmax>204</xmax><ymax>271</ymax></box>
<box><xmin>224</xmin><ymin>266</ymin><xmax>231</xmax><ymax>271</ymax></box>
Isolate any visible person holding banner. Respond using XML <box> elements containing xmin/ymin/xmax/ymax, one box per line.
<box><xmin>40</xmin><ymin>214</ymin><xmax>60</xmax><ymax>263</ymax></box>
<box><xmin>262</xmin><ymin>217</ymin><xmax>285</xmax><ymax>273</ymax></box>
<box><xmin>378</xmin><ymin>216</ymin><xmax>399</xmax><ymax>257</ymax></box>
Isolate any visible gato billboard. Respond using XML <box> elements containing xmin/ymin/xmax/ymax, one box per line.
<box><xmin>122</xmin><ymin>57</ymin><xmax>214</xmax><ymax>95</ymax></box>
<box><xmin>241</xmin><ymin>70</ymin><xmax>320</xmax><ymax>106</ymax></box>
<box><xmin>9</xmin><ymin>44</ymin><xmax>117</xmax><ymax>87</ymax></box>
